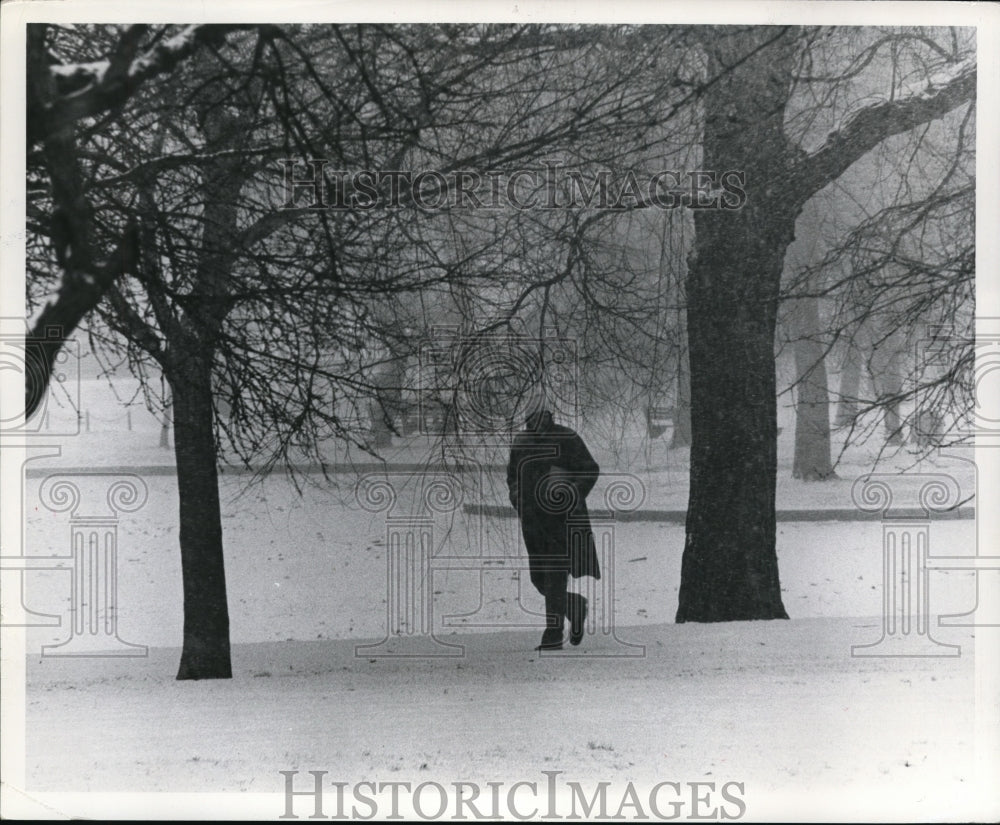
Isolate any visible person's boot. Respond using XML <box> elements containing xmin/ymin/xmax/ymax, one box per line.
<box><xmin>536</xmin><ymin>591</ymin><xmax>565</xmax><ymax>651</ymax></box>
<box><xmin>536</xmin><ymin>625</ymin><xmax>564</xmax><ymax>650</ymax></box>
<box><xmin>567</xmin><ymin>592</ymin><xmax>588</xmax><ymax>646</ymax></box>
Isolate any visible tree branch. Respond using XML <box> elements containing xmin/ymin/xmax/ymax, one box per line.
<box><xmin>792</xmin><ymin>58</ymin><xmax>976</xmax><ymax>204</ymax></box>
<box><xmin>25</xmin><ymin>222</ymin><xmax>141</xmax><ymax>419</ymax></box>
<box><xmin>28</xmin><ymin>24</ymin><xmax>259</xmax><ymax>146</ymax></box>
<box><xmin>104</xmin><ymin>283</ymin><xmax>165</xmax><ymax>360</ymax></box>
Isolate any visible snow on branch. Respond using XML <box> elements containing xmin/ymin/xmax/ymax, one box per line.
<box><xmin>29</xmin><ymin>24</ymin><xmax>258</xmax><ymax>146</ymax></box>
<box><xmin>919</xmin><ymin>56</ymin><xmax>977</xmax><ymax>94</ymax></box>
<box><xmin>50</xmin><ymin>59</ymin><xmax>111</xmax><ymax>92</ymax></box>
<box><xmin>793</xmin><ymin>59</ymin><xmax>976</xmax><ymax>205</ymax></box>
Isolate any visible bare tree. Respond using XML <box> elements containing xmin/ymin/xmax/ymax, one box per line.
<box><xmin>24</xmin><ymin>24</ymin><xmax>261</xmax><ymax>420</ymax></box>
<box><xmin>676</xmin><ymin>26</ymin><xmax>974</xmax><ymax>622</ymax></box>
<box><xmin>27</xmin><ymin>23</ymin><xmax>694</xmax><ymax>678</ymax></box>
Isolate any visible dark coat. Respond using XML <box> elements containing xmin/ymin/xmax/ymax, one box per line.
<box><xmin>506</xmin><ymin>417</ymin><xmax>601</xmax><ymax>583</ymax></box>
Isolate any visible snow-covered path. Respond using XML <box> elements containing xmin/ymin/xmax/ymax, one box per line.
<box><xmin>19</xmin><ymin>471</ymin><xmax>980</xmax><ymax>650</ymax></box>
<box><xmin>9</xmin><ymin>455</ymin><xmax>996</xmax><ymax>820</ymax></box>
<box><xmin>23</xmin><ymin>618</ymin><xmax>981</xmax><ymax>821</ymax></box>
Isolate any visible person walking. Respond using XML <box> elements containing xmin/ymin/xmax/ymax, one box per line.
<box><xmin>507</xmin><ymin>409</ymin><xmax>601</xmax><ymax>650</ymax></box>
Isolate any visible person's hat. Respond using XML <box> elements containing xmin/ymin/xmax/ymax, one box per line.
<box><xmin>525</xmin><ymin>409</ymin><xmax>553</xmax><ymax>431</ymax></box>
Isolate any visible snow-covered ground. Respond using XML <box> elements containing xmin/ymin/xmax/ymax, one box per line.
<box><xmin>6</xmin><ymin>461</ymin><xmax>997</xmax><ymax>821</ymax></box>
<box><xmin>4</xmin><ymin>377</ymin><xmax>998</xmax><ymax>821</ymax></box>
<box><xmin>18</xmin><ymin>619</ymin><xmax>986</xmax><ymax>822</ymax></box>
<box><xmin>15</xmin><ymin>472</ymin><xmax>982</xmax><ymax>648</ymax></box>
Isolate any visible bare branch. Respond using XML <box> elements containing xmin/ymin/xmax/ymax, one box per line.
<box><xmin>25</xmin><ymin>221</ymin><xmax>140</xmax><ymax>418</ymax></box>
<box><xmin>28</xmin><ymin>24</ymin><xmax>259</xmax><ymax>146</ymax></box>
<box><xmin>793</xmin><ymin>58</ymin><xmax>975</xmax><ymax>204</ymax></box>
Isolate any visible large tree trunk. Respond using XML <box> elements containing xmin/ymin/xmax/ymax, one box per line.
<box><xmin>676</xmin><ymin>28</ymin><xmax>797</xmax><ymax>623</ymax></box>
<box><xmin>165</xmin><ymin>92</ymin><xmax>243</xmax><ymax>680</ymax></box>
<box><xmin>673</xmin><ymin>23</ymin><xmax>972</xmax><ymax>620</ymax></box>
<box><xmin>791</xmin><ymin>297</ymin><xmax>836</xmax><ymax>480</ymax></box>
<box><xmin>170</xmin><ymin>352</ymin><xmax>232</xmax><ymax>680</ymax></box>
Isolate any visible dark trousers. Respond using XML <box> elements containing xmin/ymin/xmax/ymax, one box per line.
<box><xmin>531</xmin><ymin>565</ymin><xmax>568</xmax><ymax>631</ymax></box>
<box><xmin>521</xmin><ymin>517</ymin><xmax>572</xmax><ymax>637</ymax></box>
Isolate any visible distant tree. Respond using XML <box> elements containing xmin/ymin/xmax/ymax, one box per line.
<box><xmin>778</xmin><ymin>94</ymin><xmax>974</xmax><ymax>476</ymax></box>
